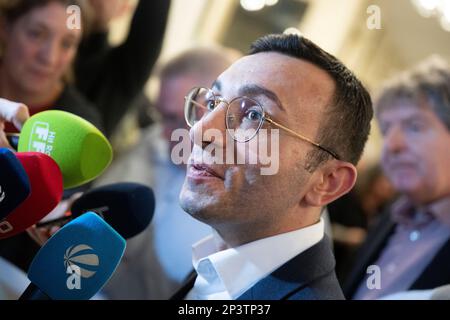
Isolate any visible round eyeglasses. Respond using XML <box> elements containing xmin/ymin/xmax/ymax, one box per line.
<box><xmin>184</xmin><ymin>87</ymin><xmax>340</xmax><ymax>160</ymax></box>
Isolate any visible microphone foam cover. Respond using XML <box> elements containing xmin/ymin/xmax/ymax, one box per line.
<box><xmin>71</xmin><ymin>183</ymin><xmax>155</xmax><ymax>239</ymax></box>
<box><xmin>27</xmin><ymin>212</ymin><xmax>126</xmax><ymax>300</ymax></box>
<box><xmin>17</xmin><ymin>110</ymin><xmax>113</xmax><ymax>189</ymax></box>
<box><xmin>0</xmin><ymin>148</ymin><xmax>31</xmax><ymax>220</ymax></box>
<box><xmin>0</xmin><ymin>152</ymin><xmax>63</xmax><ymax>239</ymax></box>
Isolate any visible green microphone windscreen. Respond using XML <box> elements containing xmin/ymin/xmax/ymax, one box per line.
<box><xmin>17</xmin><ymin>111</ymin><xmax>113</xmax><ymax>189</ymax></box>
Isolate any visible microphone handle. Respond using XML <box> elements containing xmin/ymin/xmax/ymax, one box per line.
<box><xmin>6</xmin><ymin>133</ymin><xmax>19</xmax><ymax>151</ymax></box>
<box><xmin>36</xmin><ymin>216</ymin><xmax>72</xmax><ymax>229</ymax></box>
<box><xmin>19</xmin><ymin>283</ymin><xmax>51</xmax><ymax>300</ymax></box>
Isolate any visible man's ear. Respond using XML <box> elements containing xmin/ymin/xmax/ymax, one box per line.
<box><xmin>304</xmin><ymin>161</ymin><xmax>357</xmax><ymax>207</ymax></box>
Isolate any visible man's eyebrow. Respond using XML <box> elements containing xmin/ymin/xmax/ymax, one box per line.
<box><xmin>380</xmin><ymin>113</ymin><xmax>428</xmax><ymax>129</ymax></box>
<box><xmin>238</xmin><ymin>84</ymin><xmax>285</xmax><ymax>111</ymax></box>
<box><xmin>404</xmin><ymin>113</ymin><xmax>427</xmax><ymax>121</ymax></box>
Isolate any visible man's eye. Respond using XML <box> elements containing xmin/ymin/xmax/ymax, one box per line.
<box><xmin>406</xmin><ymin>121</ymin><xmax>424</xmax><ymax>133</ymax></box>
<box><xmin>61</xmin><ymin>39</ymin><xmax>76</xmax><ymax>50</ymax></box>
<box><xmin>27</xmin><ymin>28</ymin><xmax>45</xmax><ymax>40</ymax></box>
<box><xmin>206</xmin><ymin>99</ymin><xmax>216</xmax><ymax>111</ymax></box>
<box><xmin>245</xmin><ymin>109</ymin><xmax>263</xmax><ymax>122</ymax></box>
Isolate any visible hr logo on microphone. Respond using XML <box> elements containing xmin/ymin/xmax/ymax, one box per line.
<box><xmin>28</xmin><ymin>122</ymin><xmax>56</xmax><ymax>156</ymax></box>
<box><xmin>0</xmin><ymin>185</ymin><xmax>5</xmax><ymax>203</ymax></box>
<box><xmin>64</xmin><ymin>244</ymin><xmax>100</xmax><ymax>290</ymax></box>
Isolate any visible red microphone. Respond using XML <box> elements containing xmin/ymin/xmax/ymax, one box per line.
<box><xmin>0</xmin><ymin>152</ymin><xmax>64</xmax><ymax>239</ymax></box>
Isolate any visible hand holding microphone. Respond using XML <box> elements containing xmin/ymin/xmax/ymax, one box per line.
<box><xmin>3</xmin><ymin>109</ymin><xmax>113</xmax><ymax>188</ymax></box>
<box><xmin>0</xmin><ymin>98</ymin><xmax>29</xmax><ymax>149</ymax></box>
<box><xmin>36</xmin><ymin>183</ymin><xmax>155</xmax><ymax>240</ymax></box>
<box><xmin>20</xmin><ymin>212</ymin><xmax>126</xmax><ymax>300</ymax></box>
<box><xmin>27</xmin><ymin>192</ymin><xmax>82</xmax><ymax>246</ymax></box>
<box><xmin>1</xmin><ymin>105</ymin><xmax>114</xmax><ymax>243</ymax></box>
<box><xmin>20</xmin><ymin>183</ymin><xmax>155</xmax><ymax>300</ymax></box>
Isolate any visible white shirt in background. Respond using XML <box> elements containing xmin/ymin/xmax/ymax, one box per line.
<box><xmin>0</xmin><ymin>257</ymin><xmax>30</xmax><ymax>300</ymax></box>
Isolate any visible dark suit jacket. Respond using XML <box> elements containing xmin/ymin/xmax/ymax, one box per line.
<box><xmin>343</xmin><ymin>209</ymin><xmax>450</xmax><ymax>299</ymax></box>
<box><xmin>171</xmin><ymin>237</ymin><xmax>345</xmax><ymax>300</ymax></box>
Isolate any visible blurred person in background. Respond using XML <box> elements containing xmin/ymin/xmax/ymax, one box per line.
<box><xmin>328</xmin><ymin>164</ymin><xmax>396</xmax><ymax>284</ymax></box>
<box><xmin>75</xmin><ymin>0</ymin><xmax>171</xmax><ymax>141</ymax></box>
<box><xmin>0</xmin><ymin>0</ymin><xmax>102</xmax><ymax>131</ymax></box>
<box><xmin>344</xmin><ymin>56</ymin><xmax>450</xmax><ymax>299</ymax></box>
<box><xmin>95</xmin><ymin>46</ymin><xmax>240</xmax><ymax>299</ymax></box>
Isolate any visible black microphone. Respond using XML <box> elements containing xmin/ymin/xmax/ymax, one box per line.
<box><xmin>5</xmin><ymin>133</ymin><xmax>19</xmax><ymax>150</ymax></box>
<box><xmin>0</xmin><ymin>148</ymin><xmax>31</xmax><ymax>220</ymax></box>
<box><xmin>37</xmin><ymin>183</ymin><xmax>155</xmax><ymax>239</ymax></box>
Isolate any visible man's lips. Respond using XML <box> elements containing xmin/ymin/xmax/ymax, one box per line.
<box><xmin>29</xmin><ymin>68</ymin><xmax>53</xmax><ymax>78</ymax></box>
<box><xmin>386</xmin><ymin>161</ymin><xmax>416</xmax><ymax>171</ymax></box>
<box><xmin>188</xmin><ymin>163</ymin><xmax>224</xmax><ymax>180</ymax></box>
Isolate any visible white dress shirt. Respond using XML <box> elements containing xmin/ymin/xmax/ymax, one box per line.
<box><xmin>0</xmin><ymin>257</ymin><xmax>30</xmax><ymax>300</ymax></box>
<box><xmin>186</xmin><ymin>219</ymin><xmax>325</xmax><ymax>300</ymax></box>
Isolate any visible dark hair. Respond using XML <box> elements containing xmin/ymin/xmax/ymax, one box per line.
<box><xmin>375</xmin><ymin>55</ymin><xmax>450</xmax><ymax>131</ymax></box>
<box><xmin>249</xmin><ymin>34</ymin><xmax>373</xmax><ymax>167</ymax></box>
<box><xmin>159</xmin><ymin>47</ymin><xmax>239</xmax><ymax>82</ymax></box>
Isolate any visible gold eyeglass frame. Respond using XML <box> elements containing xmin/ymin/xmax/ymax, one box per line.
<box><xmin>184</xmin><ymin>87</ymin><xmax>340</xmax><ymax>160</ymax></box>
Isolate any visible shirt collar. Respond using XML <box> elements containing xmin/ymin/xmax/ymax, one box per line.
<box><xmin>191</xmin><ymin>219</ymin><xmax>324</xmax><ymax>299</ymax></box>
<box><xmin>391</xmin><ymin>195</ymin><xmax>450</xmax><ymax>228</ymax></box>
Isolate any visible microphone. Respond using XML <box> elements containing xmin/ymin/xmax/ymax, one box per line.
<box><xmin>0</xmin><ymin>152</ymin><xmax>63</xmax><ymax>240</ymax></box>
<box><xmin>0</xmin><ymin>148</ymin><xmax>31</xmax><ymax>220</ymax></box>
<box><xmin>19</xmin><ymin>212</ymin><xmax>126</xmax><ymax>300</ymax></box>
<box><xmin>37</xmin><ymin>183</ymin><xmax>155</xmax><ymax>239</ymax></box>
<box><xmin>15</xmin><ymin>110</ymin><xmax>113</xmax><ymax>189</ymax></box>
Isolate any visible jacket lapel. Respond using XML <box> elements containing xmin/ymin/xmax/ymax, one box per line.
<box><xmin>411</xmin><ymin>237</ymin><xmax>450</xmax><ymax>289</ymax></box>
<box><xmin>170</xmin><ymin>271</ymin><xmax>197</xmax><ymax>300</ymax></box>
<box><xmin>237</xmin><ymin>237</ymin><xmax>336</xmax><ymax>300</ymax></box>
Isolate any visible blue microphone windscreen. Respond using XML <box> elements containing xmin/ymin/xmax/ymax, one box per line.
<box><xmin>71</xmin><ymin>183</ymin><xmax>155</xmax><ymax>239</ymax></box>
<box><xmin>27</xmin><ymin>212</ymin><xmax>126</xmax><ymax>300</ymax></box>
<box><xmin>0</xmin><ymin>148</ymin><xmax>31</xmax><ymax>220</ymax></box>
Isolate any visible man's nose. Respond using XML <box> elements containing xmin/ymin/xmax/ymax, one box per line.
<box><xmin>189</xmin><ymin>106</ymin><xmax>227</xmax><ymax>150</ymax></box>
<box><xmin>384</xmin><ymin>125</ymin><xmax>407</xmax><ymax>154</ymax></box>
<box><xmin>37</xmin><ymin>39</ymin><xmax>59</xmax><ymax>67</ymax></box>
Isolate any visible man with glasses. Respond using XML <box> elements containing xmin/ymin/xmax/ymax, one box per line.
<box><xmin>173</xmin><ymin>33</ymin><xmax>373</xmax><ymax>300</ymax></box>
<box><xmin>91</xmin><ymin>47</ymin><xmax>238</xmax><ymax>299</ymax></box>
